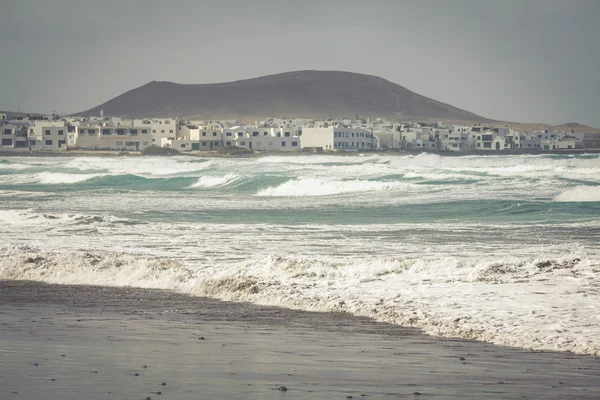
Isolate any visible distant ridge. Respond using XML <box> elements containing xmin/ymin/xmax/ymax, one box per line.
<box><xmin>74</xmin><ymin>70</ymin><xmax>487</xmax><ymax>121</ymax></box>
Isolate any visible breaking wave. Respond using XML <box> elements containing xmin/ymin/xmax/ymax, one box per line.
<box><xmin>189</xmin><ymin>173</ymin><xmax>239</xmax><ymax>188</ymax></box>
<box><xmin>0</xmin><ymin>172</ymin><xmax>104</xmax><ymax>185</ymax></box>
<box><xmin>1</xmin><ymin>247</ymin><xmax>597</xmax><ymax>356</ymax></box>
<box><xmin>256</xmin><ymin>177</ymin><xmax>411</xmax><ymax>197</ymax></box>
<box><xmin>553</xmin><ymin>185</ymin><xmax>600</xmax><ymax>202</ymax></box>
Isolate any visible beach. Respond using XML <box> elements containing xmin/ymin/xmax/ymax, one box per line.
<box><xmin>1</xmin><ymin>281</ymin><xmax>599</xmax><ymax>400</ymax></box>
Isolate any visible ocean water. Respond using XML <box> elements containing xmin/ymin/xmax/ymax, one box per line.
<box><xmin>0</xmin><ymin>153</ymin><xmax>599</xmax><ymax>355</ymax></box>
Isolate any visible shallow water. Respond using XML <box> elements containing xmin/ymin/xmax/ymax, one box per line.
<box><xmin>1</xmin><ymin>153</ymin><xmax>599</xmax><ymax>354</ymax></box>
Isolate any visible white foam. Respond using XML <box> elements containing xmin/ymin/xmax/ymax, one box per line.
<box><xmin>189</xmin><ymin>173</ymin><xmax>239</xmax><ymax>188</ymax></box>
<box><xmin>36</xmin><ymin>172</ymin><xmax>103</xmax><ymax>184</ymax></box>
<box><xmin>0</xmin><ymin>162</ymin><xmax>32</xmax><ymax>170</ymax></box>
<box><xmin>553</xmin><ymin>186</ymin><xmax>600</xmax><ymax>202</ymax></box>
<box><xmin>256</xmin><ymin>177</ymin><xmax>410</xmax><ymax>197</ymax></box>
<box><xmin>64</xmin><ymin>157</ymin><xmax>212</xmax><ymax>176</ymax></box>
<box><xmin>0</xmin><ymin>172</ymin><xmax>102</xmax><ymax>185</ymax></box>
<box><xmin>1</xmin><ymin>247</ymin><xmax>598</xmax><ymax>356</ymax></box>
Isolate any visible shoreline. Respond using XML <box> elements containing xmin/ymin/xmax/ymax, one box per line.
<box><xmin>1</xmin><ymin>280</ymin><xmax>599</xmax><ymax>399</ymax></box>
<box><xmin>1</xmin><ymin>148</ymin><xmax>599</xmax><ymax>158</ymax></box>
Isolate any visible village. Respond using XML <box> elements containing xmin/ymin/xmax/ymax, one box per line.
<box><xmin>0</xmin><ymin>110</ymin><xmax>595</xmax><ymax>154</ymax></box>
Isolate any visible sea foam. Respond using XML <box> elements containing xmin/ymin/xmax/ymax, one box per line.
<box><xmin>553</xmin><ymin>185</ymin><xmax>600</xmax><ymax>202</ymax></box>
<box><xmin>1</xmin><ymin>247</ymin><xmax>598</xmax><ymax>356</ymax></box>
<box><xmin>189</xmin><ymin>173</ymin><xmax>239</xmax><ymax>188</ymax></box>
<box><xmin>256</xmin><ymin>177</ymin><xmax>410</xmax><ymax>197</ymax></box>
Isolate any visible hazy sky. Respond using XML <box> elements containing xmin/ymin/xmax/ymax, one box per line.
<box><xmin>1</xmin><ymin>0</ymin><xmax>599</xmax><ymax>126</ymax></box>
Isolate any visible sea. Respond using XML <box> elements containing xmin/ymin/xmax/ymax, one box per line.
<box><xmin>0</xmin><ymin>153</ymin><xmax>599</xmax><ymax>355</ymax></box>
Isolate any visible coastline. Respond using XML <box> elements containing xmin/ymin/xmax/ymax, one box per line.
<box><xmin>1</xmin><ymin>148</ymin><xmax>599</xmax><ymax>158</ymax></box>
<box><xmin>1</xmin><ymin>280</ymin><xmax>599</xmax><ymax>400</ymax></box>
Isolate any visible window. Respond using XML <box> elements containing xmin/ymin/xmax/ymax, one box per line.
<box><xmin>58</xmin><ymin>140</ymin><xmax>66</xmax><ymax>147</ymax></box>
<box><xmin>214</xmin><ymin>141</ymin><xmax>219</xmax><ymax>146</ymax></box>
<box><xmin>45</xmin><ymin>130</ymin><xmax>51</xmax><ymax>135</ymax></box>
<box><xmin>226</xmin><ymin>132</ymin><xmax>232</xmax><ymax>136</ymax></box>
<box><xmin>238</xmin><ymin>132</ymin><xmax>243</xmax><ymax>137</ymax></box>
<box><xmin>130</xmin><ymin>129</ymin><xmax>138</xmax><ymax>135</ymax></box>
<box><xmin>212</xmin><ymin>132</ymin><xmax>217</xmax><ymax>137</ymax></box>
<box><xmin>143</xmin><ymin>142</ymin><xmax>149</xmax><ymax>146</ymax></box>
<box><xmin>202</xmin><ymin>132</ymin><xmax>207</xmax><ymax>136</ymax></box>
<box><xmin>1</xmin><ymin>138</ymin><xmax>12</xmax><ymax>146</ymax></box>
<box><xmin>126</xmin><ymin>142</ymin><xmax>138</xmax><ymax>147</ymax></box>
<box><xmin>45</xmin><ymin>140</ymin><xmax>53</xmax><ymax>145</ymax></box>
<box><xmin>88</xmin><ymin>129</ymin><xmax>96</xmax><ymax>135</ymax></box>
<box><xmin>142</xmin><ymin>129</ymin><xmax>148</xmax><ymax>134</ymax></box>
<box><xmin>3</xmin><ymin>129</ymin><xmax>11</xmax><ymax>135</ymax></box>
<box><xmin>226</xmin><ymin>141</ymin><xmax>232</xmax><ymax>146</ymax></box>
<box><xmin>102</xmin><ymin>129</ymin><xmax>111</xmax><ymax>135</ymax></box>
<box><xmin>264</xmin><ymin>132</ymin><xmax>269</xmax><ymax>136</ymax></box>
<box><xmin>284</xmin><ymin>132</ymin><xmax>291</xmax><ymax>137</ymax></box>
<box><xmin>161</xmin><ymin>130</ymin><xmax>165</xmax><ymax>134</ymax></box>
<box><xmin>116</xmin><ymin>129</ymin><xmax>125</xmax><ymax>135</ymax></box>
<box><xmin>58</xmin><ymin>130</ymin><xmax>64</xmax><ymax>135</ymax></box>
<box><xmin>115</xmin><ymin>141</ymin><xmax>124</xmax><ymax>146</ymax></box>
<box><xmin>169</xmin><ymin>130</ymin><xmax>173</xmax><ymax>133</ymax></box>
<box><xmin>292</xmin><ymin>141</ymin><xmax>298</xmax><ymax>147</ymax></box>
<box><xmin>202</xmin><ymin>142</ymin><xmax>208</xmax><ymax>146</ymax></box>
<box><xmin>253</xmin><ymin>132</ymin><xmax>259</xmax><ymax>137</ymax></box>
<box><xmin>240</xmin><ymin>141</ymin><xmax>246</xmax><ymax>146</ymax></box>
<box><xmin>152</xmin><ymin>130</ymin><xmax>156</xmax><ymax>133</ymax></box>
<box><xmin>181</xmin><ymin>144</ymin><xmax>186</xmax><ymax>148</ymax></box>
<box><xmin>281</xmin><ymin>141</ymin><xmax>286</xmax><ymax>147</ymax></box>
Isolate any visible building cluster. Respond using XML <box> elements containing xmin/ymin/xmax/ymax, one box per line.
<box><xmin>0</xmin><ymin>111</ymin><xmax>592</xmax><ymax>153</ymax></box>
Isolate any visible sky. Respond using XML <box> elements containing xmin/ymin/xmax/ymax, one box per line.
<box><xmin>1</xmin><ymin>0</ymin><xmax>599</xmax><ymax>126</ymax></box>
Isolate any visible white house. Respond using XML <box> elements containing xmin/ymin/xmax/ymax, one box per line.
<box><xmin>301</xmin><ymin>126</ymin><xmax>376</xmax><ymax>151</ymax></box>
<box><xmin>37</xmin><ymin>126</ymin><xmax>68</xmax><ymax>151</ymax></box>
<box><xmin>75</xmin><ymin>124</ymin><xmax>152</xmax><ymax>151</ymax></box>
<box><xmin>1</xmin><ymin>124</ymin><xmax>28</xmax><ymax>149</ymax></box>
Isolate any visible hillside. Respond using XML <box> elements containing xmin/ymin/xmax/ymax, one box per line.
<box><xmin>74</xmin><ymin>70</ymin><xmax>487</xmax><ymax>122</ymax></box>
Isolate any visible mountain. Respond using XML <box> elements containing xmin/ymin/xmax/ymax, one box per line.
<box><xmin>74</xmin><ymin>70</ymin><xmax>487</xmax><ymax>121</ymax></box>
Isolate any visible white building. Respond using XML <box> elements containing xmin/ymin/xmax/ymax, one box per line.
<box><xmin>37</xmin><ymin>126</ymin><xmax>68</xmax><ymax>151</ymax></box>
<box><xmin>0</xmin><ymin>124</ymin><xmax>28</xmax><ymax>149</ymax></box>
<box><xmin>301</xmin><ymin>126</ymin><xmax>376</xmax><ymax>151</ymax></box>
<box><xmin>75</xmin><ymin>124</ymin><xmax>152</xmax><ymax>151</ymax></box>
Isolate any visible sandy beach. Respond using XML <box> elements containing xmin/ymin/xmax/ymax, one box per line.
<box><xmin>1</xmin><ymin>281</ymin><xmax>599</xmax><ymax>400</ymax></box>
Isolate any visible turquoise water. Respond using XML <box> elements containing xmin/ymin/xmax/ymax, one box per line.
<box><xmin>1</xmin><ymin>153</ymin><xmax>599</xmax><ymax>355</ymax></box>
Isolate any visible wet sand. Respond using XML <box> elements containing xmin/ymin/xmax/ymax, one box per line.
<box><xmin>1</xmin><ymin>281</ymin><xmax>599</xmax><ymax>400</ymax></box>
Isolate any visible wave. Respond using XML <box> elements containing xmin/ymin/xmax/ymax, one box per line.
<box><xmin>553</xmin><ymin>185</ymin><xmax>600</xmax><ymax>202</ymax></box>
<box><xmin>0</xmin><ymin>172</ymin><xmax>104</xmax><ymax>185</ymax></box>
<box><xmin>189</xmin><ymin>173</ymin><xmax>239</xmax><ymax>188</ymax></box>
<box><xmin>37</xmin><ymin>171</ymin><xmax>105</xmax><ymax>184</ymax></box>
<box><xmin>0</xmin><ymin>162</ymin><xmax>32</xmax><ymax>171</ymax></box>
<box><xmin>63</xmin><ymin>156</ymin><xmax>214</xmax><ymax>176</ymax></box>
<box><xmin>0</xmin><ymin>247</ymin><xmax>597</xmax><ymax>356</ymax></box>
<box><xmin>0</xmin><ymin>209</ymin><xmax>134</xmax><ymax>227</ymax></box>
<box><xmin>255</xmin><ymin>154</ymin><xmax>388</xmax><ymax>165</ymax></box>
<box><xmin>256</xmin><ymin>177</ymin><xmax>411</xmax><ymax>197</ymax></box>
